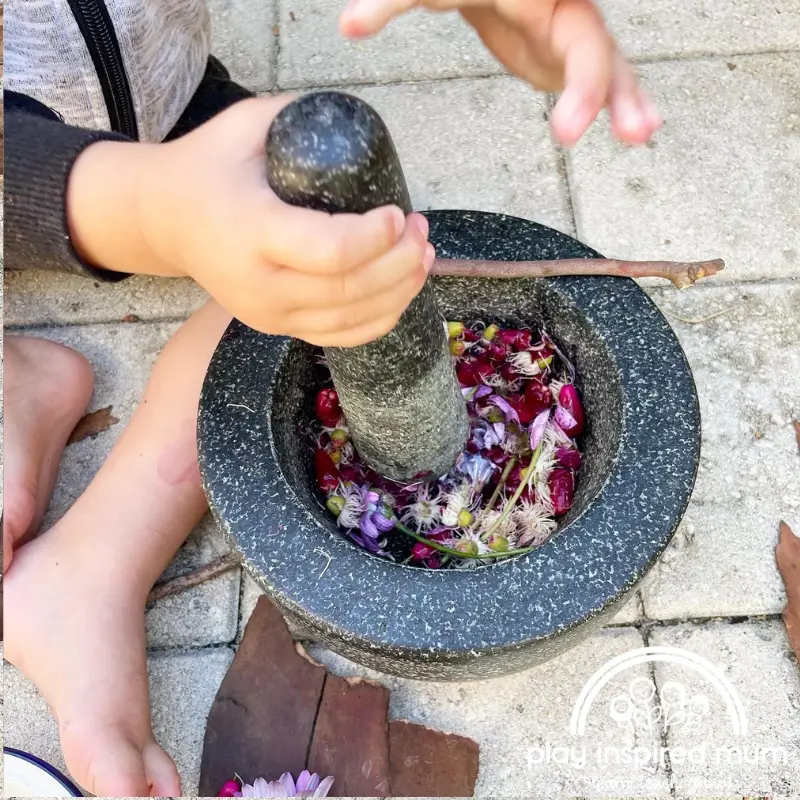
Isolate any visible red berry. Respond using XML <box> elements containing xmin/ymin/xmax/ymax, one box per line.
<box><xmin>462</xmin><ymin>328</ymin><xmax>480</xmax><ymax>343</ymax></box>
<box><xmin>556</xmin><ymin>447</ymin><xmax>582</xmax><ymax>469</ymax></box>
<box><xmin>411</xmin><ymin>541</ymin><xmax>438</xmax><ymax>563</ymax></box>
<box><xmin>524</xmin><ymin>380</ymin><xmax>553</xmax><ymax>415</ymax></box>
<box><xmin>456</xmin><ymin>358</ymin><xmax>478</xmax><ymax>386</ymax></box>
<box><xmin>314</xmin><ymin>449</ymin><xmax>340</xmax><ymax>493</ymax></box>
<box><xmin>338</xmin><ymin>465</ymin><xmax>362</xmax><ymax>484</ymax></box>
<box><xmin>506</xmin><ymin>464</ymin><xmax>526</xmax><ymax>490</ymax></box>
<box><xmin>315</xmin><ymin>388</ymin><xmax>342</xmax><ymax>427</ymax></box>
<box><xmin>520</xmin><ymin>486</ymin><xmax>536</xmax><ymax>504</ymax></box>
<box><xmin>487</xmin><ymin>341</ymin><xmax>509</xmax><ymax>362</ymax></box>
<box><xmin>496</xmin><ymin>329</ymin><xmax>519</xmax><ymax>347</ymax></box>
<box><xmin>500</xmin><ymin>363</ymin><xmax>518</xmax><ymax>383</ymax></box>
<box><xmin>514</xmin><ymin>330</ymin><xmax>533</xmax><ymax>350</ymax></box>
<box><xmin>549</xmin><ymin>468</ymin><xmax>575</xmax><ymax>516</ymax></box>
<box><xmin>473</xmin><ymin>361</ymin><xmax>495</xmax><ymax>383</ymax></box>
<box><xmin>509</xmin><ymin>395</ymin><xmax>536</xmax><ymax>426</ymax></box>
<box><xmin>219</xmin><ymin>781</ymin><xmax>240</xmax><ymax>797</ymax></box>
<box><xmin>558</xmin><ymin>384</ymin><xmax>585</xmax><ymax>437</ymax></box>
<box><xmin>466</xmin><ymin>439</ymin><xmax>481</xmax><ymax>454</ymax></box>
<box><xmin>486</xmin><ymin>445</ymin><xmax>510</xmax><ymax>467</ymax></box>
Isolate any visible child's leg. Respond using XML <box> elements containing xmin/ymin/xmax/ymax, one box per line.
<box><xmin>3</xmin><ymin>336</ymin><xmax>95</xmax><ymax>569</ymax></box>
<box><xmin>4</xmin><ymin>301</ymin><xmax>232</xmax><ymax>797</ymax></box>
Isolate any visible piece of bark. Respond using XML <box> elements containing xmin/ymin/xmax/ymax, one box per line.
<box><xmin>389</xmin><ymin>719</ymin><xmax>479</xmax><ymax>797</ymax></box>
<box><xmin>432</xmin><ymin>257</ymin><xmax>724</xmax><ymax>289</ymax></box>
<box><xmin>307</xmin><ymin>675</ymin><xmax>391</xmax><ymax>797</ymax></box>
<box><xmin>199</xmin><ymin>596</ymin><xmax>327</xmax><ymax>795</ymax></box>
<box><xmin>793</xmin><ymin>420</ymin><xmax>800</xmax><ymax>453</ymax></box>
<box><xmin>66</xmin><ymin>406</ymin><xmax>120</xmax><ymax>445</ymax></box>
<box><xmin>777</xmin><ymin>521</ymin><xmax>800</xmax><ymax>661</ymax></box>
<box><xmin>146</xmin><ymin>553</ymin><xmax>239</xmax><ymax>606</ymax></box>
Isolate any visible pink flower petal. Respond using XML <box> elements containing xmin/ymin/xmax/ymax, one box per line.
<box><xmin>279</xmin><ymin>773</ymin><xmax>297</xmax><ymax>796</ymax></box>
<box><xmin>529</xmin><ymin>408</ymin><xmax>551</xmax><ymax>450</ymax></box>
<box><xmin>314</xmin><ymin>776</ymin><xmax>336</xmax><ymax>797</ymax></box>
<box><xmin>554</xmin><ymin>406</ymin><xmax>578</xmax><ymax>433</ymax></box>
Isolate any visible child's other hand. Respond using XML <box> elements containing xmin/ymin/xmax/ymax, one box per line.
<box><xmin>138</xmin><ymin>96</ymin><xmax>432</xmax><ymax>346</ymax></box>
<box><xmin>339</xmin><ymin>0</ymin><xmax>662</xmax><ymax>147</ymax></box>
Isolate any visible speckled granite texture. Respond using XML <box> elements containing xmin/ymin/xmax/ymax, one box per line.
<box><xmin>198</xmin><ymin>210</ymin><xmax>701</xmax><ymax>680</ymax></box>
<box><xmin>266</xmin><ymin>92</ymin><xmax>469</xmax><ymax>481</ymax></box>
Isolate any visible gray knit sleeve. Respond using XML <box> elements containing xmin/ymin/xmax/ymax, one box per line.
<box><xmin>4</xmin><ymin>103</ymin><xmax>132</xmax><ymax>280</ymax></box>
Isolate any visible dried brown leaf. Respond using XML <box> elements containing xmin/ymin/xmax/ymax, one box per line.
<box><xmin>67</xmin><ymin>406</ymin><xmax>120</xmax><ymax>446</ymax></box>
<box><xmin>776</xmin><ymin>521</ymin><xmax>800</xmax><ymax>662</ymax></box>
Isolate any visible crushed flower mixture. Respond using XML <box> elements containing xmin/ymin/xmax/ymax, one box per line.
<box><xmin>311</xmin><ymin>321</ymin><xmax>585</xmax><ymax>568</ymax></box>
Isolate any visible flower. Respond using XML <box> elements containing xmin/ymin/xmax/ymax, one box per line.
<box><xmin>476</xmin><ymin>507</ymin><xmax>518</xmax><ymax>543</ymax></box>
<box><xmin>360</xmin><ymin>490</ymin><xmax>397</xmax><ymax>539</ymax></box>
<box><xmin>456</xmin><ymin>453</ymin><xmax>497</xmax><ymax>492</ymax></box>
<box><xmin>513</xmin><ymin>499</ymin><xmax>558</xmax><ymax>547</ymax></box>
<box><xmin>238</xmin><ymin>771</ymin><xmax>335</xmax><ymax>797</ymax></box>
<box><xmin>401</xmin><ymin>484</ymin><xmax>444</xmax><ymax>531</ymax></box>
<box><xmin>507</xmin><ymin>350</ymin><xmax>552</xmax><ymax>377</ymax></box>
<box><xmin>441</xmin><ymin>482</ymin><xmax>478</xmax><ymax>527</ymax></box>
<box><xmin>488</xmin><ymin>394</ymin><xmax>520</xmax><ymax>424</ymax></box>
<box><xmin>471</xmin><ymin>419</ymin><xmax>505</xmax><ymax>451</ymax></box>
<box><xmin>328</xmin><ymin>482</ymin><xmax>366</xmax><ymax>529</ymax></box>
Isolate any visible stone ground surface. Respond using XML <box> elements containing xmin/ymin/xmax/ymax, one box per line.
<box><xmin>3</xmin><ymin>0</ymin><xmax>800</xmax><ymax>796</ymax></box>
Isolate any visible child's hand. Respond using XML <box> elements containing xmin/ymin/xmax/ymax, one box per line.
<box><xmin>339</xmin><ymin>0</ymin><xmax>662</xmax><ymax>147</ymax></box>
<box><xmin>69</xmin><ymin>96</ymin><xmax>432</xmax><ymax>347</ymax></box>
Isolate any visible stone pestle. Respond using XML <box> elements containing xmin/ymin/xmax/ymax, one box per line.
<box><xmin>266</xmin><ymin>91</ymin><xmax>469</xmax><ymax>482</ymax></box>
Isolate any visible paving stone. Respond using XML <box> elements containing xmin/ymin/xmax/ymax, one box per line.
<box><xmin>307</xmin><ymin>627</ymin><xmax>674</xmax><ymax>796</ymax></box>
<box><xmin>568</xmin><ymin>54</ymin><xmax>800</xmax><ymax>285</ymax></box>
<box><xmin>278</xmin><ymin>0</ymin><xmax>499</xmax><ymax>88</ymax></box>
<box><xmin>649</xmin><ymin>621</ymin><xmax>800</xmax><ymax>795</ymax></box>
<box><xmin>641</xmin><ymin>283</ymin><xmax>800</xmax><ymax>619</ymax></box>
<box><xmin>20</xmin><ymin>323</ymin><xmax>240</xmax><ymax>648</ymax></box>
<box><xmin>610</xmin><ymin>592</ymin><xmax>645</xmax><ymax>625</ymax></box>
<box><xmin>4</xmin><ymin>269</ymin><xmax>207</xmax><ymax>327</ymax></box>
<box><xmin>3</xmin><ymin>648</ymin><xmax>233</xmax><ymax>797</ymax></box>
<box><xmin>596</xmin><ymin>0</ymin><xmax>800</xmax><ymax>61</ymax></box>
<box><xmin>355</xmin><ymin>78</ymin><xmax>573</xmax><ymax>233</ymax></box>
<box><xmin>207</xmin><ymin>0</ymin><xmax>276</xmax><ymax>93</ymax></box>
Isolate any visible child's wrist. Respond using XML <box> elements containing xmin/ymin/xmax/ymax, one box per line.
<box><xmin>67</xmin><ymin>140</ymin><xmax>187</xmax><ymax>278</ymax></box>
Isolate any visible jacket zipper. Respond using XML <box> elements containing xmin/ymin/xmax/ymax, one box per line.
<box><xmin>67</xmin><ymin>0</ymin><xmax>139</xmax><ymax>139</ymax></box>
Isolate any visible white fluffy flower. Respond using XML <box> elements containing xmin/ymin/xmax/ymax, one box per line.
<box><xmin>401</xmin><ymin>484</ymin><xmax>443</xmax><ymax>531</ymax></box>
<box><xmin>513</xmin><ymin>499</ymin><xmax>558</xmax><ymax>548</ymax></box>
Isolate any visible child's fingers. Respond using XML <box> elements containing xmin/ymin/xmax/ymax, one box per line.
<box><xmin>259</xmin><ymin>202</ymin><xmax>406</xmax><ymax>274</ymax></box>
<box><xmin>285</xmin><ymin>249</ymin><xmax>432</xmax><ymax>334</ymax></box>
<box><xmin>339</xmin><ymin>0</ymin><xmax>419</xmax><ymax>38</ymax></box>
<box><xmin>299</xmin><ymin>311</ymin><xmax>407</xmax><ymax>347</ymax></box>
<box><xmin>608</xmin><ymin>53</ymin><xmax>662</xmax><ymax>145</ymax></box>
<box><xmin>273</xmin><ymin>213</ymin><xmax>430</xmax><ymax>310</ymax></box>
<box><xmin>549</xmin><ymin>0</ymin><xmax>615</xmax><ymax>147</ymax></box>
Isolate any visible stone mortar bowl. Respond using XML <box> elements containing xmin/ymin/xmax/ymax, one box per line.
<box><xmin>198</xmin><ymin>210</ymin><xmax>700</xmax><ymax>681</ymax></box>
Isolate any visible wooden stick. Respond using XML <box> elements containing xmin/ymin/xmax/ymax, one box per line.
<box><xmin>146</xmin><ymin>553</ymin><xmax>240</xmax><ymax>605</ymax></box>
<box><xmin>431</xmin><ymin>257</ymin><xmax>725</xmax><ymax>289</ymax></box>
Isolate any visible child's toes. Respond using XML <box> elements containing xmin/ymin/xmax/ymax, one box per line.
<box><xmin>63</xmin><ymin>728</ymin><xmax>179</xmax><ymax>798</ymax></box>
<box><xmin>143</xmin><ymin>740</ymin><xmax>182</xmax><ymax>796</ymax></box>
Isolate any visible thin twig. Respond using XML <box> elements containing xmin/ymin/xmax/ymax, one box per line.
<box><xmin>146</xmin><ymin>553</ymin><xmax>240</xmax><ymax>605</ymax></box>
<box><xmin>432</xmin><ymin>257</ymin><xmax>725</xmax><ymax>289</ymax></box>
<box><xmin>661</xmin><ymin>305</ymin><xmax>739</xmax><ymax>325</ymax></box>
<box><xmin>313</xmin><ymin>547</ymin><xmax>333</xmax><ymax>579</ymax></box>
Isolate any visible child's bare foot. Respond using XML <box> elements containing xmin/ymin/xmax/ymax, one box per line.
<box><xmin>3</xmin><ymin>336</ymin><xmax>94</xmax><ymax>569</ymax></box>
<box><xmin>3</xmin><ymin>528</ymin><xmax>181</xmax><ymax>797</ymax></box>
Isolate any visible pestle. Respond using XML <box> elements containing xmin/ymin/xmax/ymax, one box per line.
<box><xmin>266</xmin><ymin>91</ymin><xmax>469</xmax><ymax>482</ymax></box>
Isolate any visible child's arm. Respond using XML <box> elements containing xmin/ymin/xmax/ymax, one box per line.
<box><xmin>43</xmin><ymin>95</ymin><xmax>433</xmax><ymax>347</ymax></box>
<box><xmin>339</xmin><ymin>0</ymin><xmax>662</xmax><ymax>148</ymax></box>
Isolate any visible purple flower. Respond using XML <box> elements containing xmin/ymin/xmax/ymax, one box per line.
<box><xmin>471</xmin><ymin>419</ymin><xmax>505</xmax><ymax>450</ymax></box>
<box><xmin>238</xmin><ymin>771</ymin><xmax>335</xmax><ymax>797</ymax></box>
<box><xmin>456</xmin><ymin>453</ymin><xmax>497</xmax><ymax>492</ymax></box>
<box><xmin>360</xmin><ymin>489</ymin><xmax>397</xmax><ymax>539</ymax></box>
<box><xmin>488</xmin><ymin>394</ymin><xmax>520</xmax><ymax>424</ymax></box>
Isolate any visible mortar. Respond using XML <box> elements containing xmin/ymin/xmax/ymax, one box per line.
<box><xmin>198</xmin><ymin>100</ymin><xmax>700</xmax><ymax>681</ymax></box>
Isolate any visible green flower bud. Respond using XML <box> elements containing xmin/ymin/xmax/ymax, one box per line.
<box><xmin>454</xmin><ymin>539</ymin><xmax>479</xmax><ymax>556</ymax></box>
<box><xmin>457</xmin><ymin>509</ymin><xmax>474</xmax><ymax>527</ymax></box>
<box><xmin>483</xmin><ymin>323</ymin><xmax>500</xmax><ymax>341</ymax></box>
<box><xmin>487</xmin><ymin>534</ymin><xmax>509</xmax><ymax>552</ymax></box>
<box><xmin>447</xmin><ymin>321</ymin><xmax>465</xmax><ymax>339</ymax></box>
<box><xmin>331</xmin><ymin>428</ymin><xmax>349</xmax><ymax>447</ymax></box>
<box><xmin>326</xmin><ymin>496</ymin><xmax>345</xmax><ymax>516</ymax></box>
<box><xmin>450</xmin><ymin>340</ymin><xmax>466</xmax><ymax>357</ymax></box>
